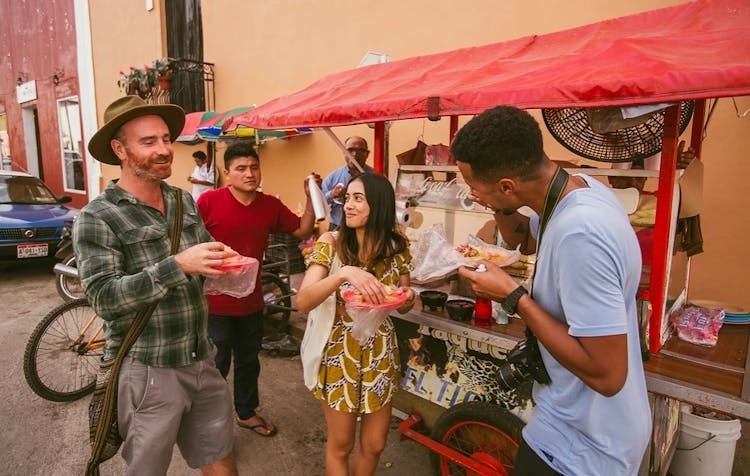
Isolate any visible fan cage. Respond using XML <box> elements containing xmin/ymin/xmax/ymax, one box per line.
<box><xmin>542</xmin><ymin>102</ymin><xmax>694</xmax><ymax>163</ymax></box>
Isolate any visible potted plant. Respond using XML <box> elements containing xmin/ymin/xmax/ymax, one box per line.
<box><xmin>151</xmin><ymin>58</ymin><xmax>174</xmax><ymax>90</ymax></box>
<box><xmin>117</xmin><ymin>67</ymin><xmax>141</xmax><ymax>95</ymax></box>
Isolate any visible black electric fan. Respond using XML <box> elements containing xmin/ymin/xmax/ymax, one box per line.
<box><xmin>541</xmin><ymin>101</ymin><xmax>694</xmax><ymax>163</ymax></box>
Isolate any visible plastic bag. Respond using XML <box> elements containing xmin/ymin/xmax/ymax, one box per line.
<box><xmin>410</xmin><ymin>224</ymin><xmax>466</xmax><ymax>283</ymax></box>
<box><xmin>203</xmin><ymin>256</ymin><xmax>260</xmax><ymax>298</ymax></box>
<box><xmin>671</xmin><ymin>305</ymin><xmax>725</xmax><ymax>347</ymax></box>
<box><xmin>341</xmin><ymin>286</ymin><xmax>408</xmax><ymax>344</ymax></box>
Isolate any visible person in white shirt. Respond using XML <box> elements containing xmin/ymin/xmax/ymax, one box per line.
<box><xmin>188</xmin><ymin>150</ymin><xmax>215</xmax><ymax>201</ymax></box>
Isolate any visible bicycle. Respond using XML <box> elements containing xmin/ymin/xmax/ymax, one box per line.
<box><xmin>23</xmin><ymin>298</ymin><xmax>103</xmax><ymax>401</ymax></box>
<box><xmin>24</xmin><ymin>272</ymin><xmax>294</xmax><ymax>402</ymax></box>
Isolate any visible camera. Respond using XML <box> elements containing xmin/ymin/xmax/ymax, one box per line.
<box><xmin>495</xmin><ymin>336</ymin><xmax>551</xmax><ymax>391</ymax></box>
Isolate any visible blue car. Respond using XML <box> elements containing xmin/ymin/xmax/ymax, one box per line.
<box><xmin>0</xmin><ymin>170</ymin><xmax>79</xmax><ymax>261</ymax></box>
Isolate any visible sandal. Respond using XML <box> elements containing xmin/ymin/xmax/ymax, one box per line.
<box><xmin>237</xmin><ymin>415</ymin><xmax>277</xmax><ymax>437</ymax></box>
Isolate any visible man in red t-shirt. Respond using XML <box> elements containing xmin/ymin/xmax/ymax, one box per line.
<box><xmin>197</xmin><ymin>141</ymin><xmax>319</xmax><ymax>436</ymax></box>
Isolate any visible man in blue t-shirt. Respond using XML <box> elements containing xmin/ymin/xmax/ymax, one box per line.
<box><xmin>321</xmin><ymin>136</ymin><xmax>374</xmax><ymax>230</ymax></box>
<box><xmin>454</xmin><ymin>106</ymin><xmax>651</xmax><ymax>476</ymax></box>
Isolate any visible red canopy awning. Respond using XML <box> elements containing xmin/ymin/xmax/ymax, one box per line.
<box><xmin>227</xmin><ymin>0</ymin><xmax>750</xmax><ymax>130</ymax></box>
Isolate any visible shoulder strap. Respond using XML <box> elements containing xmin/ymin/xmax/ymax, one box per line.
<box><xmin>126</xmin><ymin>188</ymin><xmax>183</xmax><ymax>340</ymax></box>
<box><xmin>170</xmin><ymin>189</ymin><xmax>183</xmax><ymax>254</ymax></box>
<box><xmin>329</xmin><ymin>248</ymin><xmax>341</xmax><ymax>275</ymax></box>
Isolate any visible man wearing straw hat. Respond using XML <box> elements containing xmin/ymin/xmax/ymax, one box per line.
<box><xmin>74</xmin><ymin>95</ymin><xmax>238</xmax><ymax>475</ymax></box>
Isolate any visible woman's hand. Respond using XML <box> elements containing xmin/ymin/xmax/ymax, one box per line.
<box><xmin>337</xmin><ymin>265</ymin><xmax>387</xmax><ymax>304</ymax></box>
<box><xmin>396</xmin><ymin>286</ymin><xmax>416</xmax><ymax>314</ymax></box>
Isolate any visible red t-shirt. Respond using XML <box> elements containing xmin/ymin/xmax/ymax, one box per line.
<box><xmin>197</xmin><ymin>187</ymin><xmax>300</xmax><ymax>315</ymax></box>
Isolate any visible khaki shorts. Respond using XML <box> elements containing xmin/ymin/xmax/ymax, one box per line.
<box><xmin>117</xmin><ymin>353</ymin><xmax>234</xmax><ymax>474</ymax></box>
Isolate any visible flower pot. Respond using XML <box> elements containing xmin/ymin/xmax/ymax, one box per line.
<box><xmin>158</xmin><ymin>76</ymin><xmax>171</xmax><ymax>91</ymax></box>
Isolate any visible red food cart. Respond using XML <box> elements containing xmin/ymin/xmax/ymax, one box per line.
<box><xmin>228</xmin><ymin>0</ymin><xmax>750</xmax><ymax>473</ymax></box>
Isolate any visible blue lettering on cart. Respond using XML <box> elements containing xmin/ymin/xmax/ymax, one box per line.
<box><xmin>401</xmin><ymin>367</ymin><xmax>428</xmax><ymax>395</ymax></box>
<box><xmin>436</xmin><ymin>380</ymin><xmax>450</xmax><ymax>402</ymax></box>
<box><xmin>404</xmin><ymin>366</ymin><xmax>485</xmax><ymax>406</ymax></box>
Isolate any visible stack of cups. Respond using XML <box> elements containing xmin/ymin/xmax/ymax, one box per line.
<box><xmin>308</xmin><ymin>175</ymin><xmax>329</xmax><ymax>222</ymax></box>
<box><xmin>395</xmin><ymin>199</ymin><xmax>412</xmax><ymax>227</ymax></box>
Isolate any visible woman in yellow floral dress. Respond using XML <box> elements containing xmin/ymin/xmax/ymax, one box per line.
<box><xmin>297</xmin><ymin>173</ymin><xmax>415</xmax><ymax>476</ymax></box>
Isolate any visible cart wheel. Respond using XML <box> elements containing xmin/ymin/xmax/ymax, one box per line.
<box><xmin>430</xmin><ymin>401</ymin><xmax>524</xmax><ymax>476</ymax></box>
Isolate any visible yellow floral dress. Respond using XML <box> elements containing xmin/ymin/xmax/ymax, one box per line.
<box><xmin>306</xmin><ymin>241</ymin><xmax>412</xmax><ymax>414</ymax></box>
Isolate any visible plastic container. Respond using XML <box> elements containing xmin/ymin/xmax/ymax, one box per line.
<box><xmin>204</xmin><ymin>256</ymin><xmax>259</xmax><ymax>298</ymax></box>
<box><xmin>446</xmin><ymin>299</ymin><xmax>474</xmax><ymax>322</ymax></box>
<box><xmin>474</xmin><ymin>297</ymin><xmax>493</xmax><ymax>327</ymax></box>
<box><xmin>419</xmin><ymin>290</ymin><xmax>448</xmax><ymax>312</ymax></box>
<box><xmin>669</xmin><ymin>406</ymin><xmax>741</xmax><ymax>476</ymax></box>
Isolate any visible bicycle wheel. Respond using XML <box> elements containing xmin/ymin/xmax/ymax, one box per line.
<box><xmin>55</xmin><ymin>255</ymin><xmax>85</xmax><ymax>302</ymax></box>
<box><xmin>261</xmin><ymin>272</ymin><xmax>293</xmax><ymax>334</ymax></box>
<box><xmin>430</xmin><ymin>401</ymin><xmax>524</xmax><ymax>476</ymax></box>
<box><xmin>23</xmin><ymin>298</ymin><xmax>104</xmax><ymax>402</ymax></box>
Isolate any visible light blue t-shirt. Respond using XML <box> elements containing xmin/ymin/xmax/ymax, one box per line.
<box><xmin>523</xmin><ymin>175</ymin><xmax>651</xmax><ymax>476</ymax></box>
<box><xmin>321</xmin><ymin>164</ymin><xmax>374</xmax><ymax>227</ymax></box>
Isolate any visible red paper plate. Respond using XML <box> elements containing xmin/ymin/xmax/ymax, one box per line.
<box><xmin>214</xmin><ymin>256</ymin><xmax>259</xmax><ymax>271</ymax></box>
<box><xmin>341</xmin><ymin>287</ymin><xmax>408</xmax><ymax>310</ymax></box>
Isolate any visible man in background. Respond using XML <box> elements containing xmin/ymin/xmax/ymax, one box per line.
<box><xmin>189</xmin><ymin>150</ymin><xmax>215</xmax><ymax>201</ymax></box>
<box><xmin>197</xmin><ymin>141</ymin><xmax>319</xmax><ymax>437</ymax></box>
<box><xmin>321</xmin><ymin>136</ymin><xmax>373</xmax><ymax>230</ymax></box>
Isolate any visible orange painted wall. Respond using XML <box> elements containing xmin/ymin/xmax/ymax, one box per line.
<box><xmin>87</xmin><ymin>0</ymin><xmax>199</xmax><ymax>191</ymax></box>
<box><xmin>89</xmin><ymin>0</ymin><xmax>750</xmax><ymax>308</ymax></box>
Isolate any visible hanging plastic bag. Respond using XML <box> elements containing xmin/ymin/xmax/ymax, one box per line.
<box><xmin>204</xmin><ymin>255</ymin><xmax>260</xmax><ymax>298</ymax></box>
<box><xmin>341</xmin><ymin>285</ymin><xmax>408</xmax><ymax>344</ymax></box>
<box><xmin>410</xmin><ymin>224</ymin><xmax>466</xmax><ymax>283</ymax></box>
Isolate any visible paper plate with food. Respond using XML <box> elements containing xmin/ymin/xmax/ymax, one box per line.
<box><xmin>214</xmin><ymin>245</ymin><xmax>259</xmax><ymax>271</ymax></box>
<box><xmin>455</xmin><ymin>235</ymin><xmax>521</xmax><ymax>268</ymax></box>
<box><xmin>340</xmin><ymin>284</ymin><xmax>409</xmax><ymax>310</ymax></box>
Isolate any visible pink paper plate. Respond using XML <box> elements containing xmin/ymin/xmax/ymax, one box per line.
<box><xmin>214</xmin><ymin>256</ymin><xmax>258</xmax><ymax>271</ymax></box>
<box><xmin>341</xmin><ymin>288</ymin><xmax>408</xmax><ymax>310</ymax></box>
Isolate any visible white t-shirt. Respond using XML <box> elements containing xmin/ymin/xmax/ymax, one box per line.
<box><xmin>523</xmin><ymin>175</ymin><xmax>651</xmax><ymax>476</ymax></box>
<box><xmin>190</xmin><ymin>163</ymin><xmax>214</xmax><ymax>201</ymax></box>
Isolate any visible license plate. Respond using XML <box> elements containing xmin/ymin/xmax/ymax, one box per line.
<box><xmin>17</xmin><ymin>243</ymin><xmax>49</xmax><ymax>258</ymax></box>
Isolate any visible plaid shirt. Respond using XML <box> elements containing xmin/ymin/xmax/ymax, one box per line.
<box><xmin>73</xmin><ymin>180</ymin><xmax>214</xmax><ymax>367</ymax></box>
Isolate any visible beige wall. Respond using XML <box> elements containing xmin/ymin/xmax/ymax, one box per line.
<box><xmin>89</xmin><ymin>0</ymin><xmax>750</xmax><ymax>308</ymax></box>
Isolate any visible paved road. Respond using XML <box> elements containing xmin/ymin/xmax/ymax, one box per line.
<box><xmin>0</xmin><ymin>260</ymin><xmax>433</xmax><ymax>475</ymax></box>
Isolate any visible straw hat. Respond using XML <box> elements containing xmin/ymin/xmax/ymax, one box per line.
<box><xmin>88</xmin><ymin>95</ymin><xmax>185</xmax><ymax>165</ymax></box>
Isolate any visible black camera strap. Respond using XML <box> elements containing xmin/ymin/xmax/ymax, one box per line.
<box><xmin>526</xmin><ymin>166</ymin><xmax>569</xmax><ymax>341</ymax></box>
<box><xmin>535</xmin><ymin>166</ymin><xmax>570</xmax><ymax>261</ymax></box>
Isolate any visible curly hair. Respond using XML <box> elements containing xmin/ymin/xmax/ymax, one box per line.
<box><xmin>451</xmin><ymin>106</ymin><xmax>544</xmax><ymax>183</ymax></box>
<box><xmin>223</xmin><ymin>141</ymin><xmax>259</xmax><ymax>169</ymax></box>
<box><xmin>336</xmin><ymin>173</ymin><xmax>408</xmax><ymax>269</ymax></box>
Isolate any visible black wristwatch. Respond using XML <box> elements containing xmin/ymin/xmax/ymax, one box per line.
<box><xmin>501</xmin><ymin>286</ymin><xmax>528</xmax><ymax>316</ymax></box>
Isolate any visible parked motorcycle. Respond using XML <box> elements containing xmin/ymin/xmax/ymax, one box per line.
<box><xmin>53</xmin><ymin>226</ymin><xmax>85</xmax><ymax>301</ymax></box>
